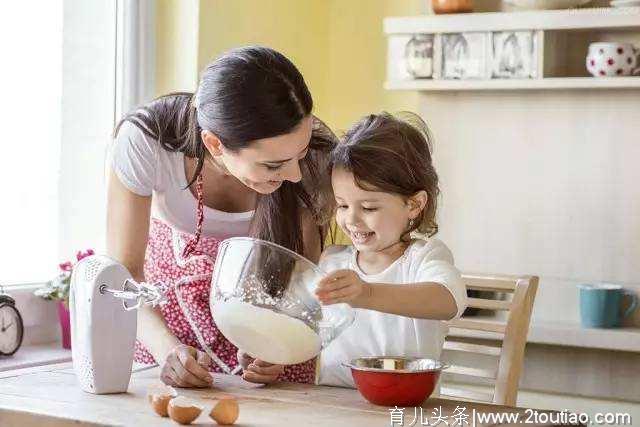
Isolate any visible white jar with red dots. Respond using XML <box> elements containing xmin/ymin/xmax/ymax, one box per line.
<box><xmin>586</xmin><ymin>42</ymin><xmax>640</xmax><ymax>77</ymax></box>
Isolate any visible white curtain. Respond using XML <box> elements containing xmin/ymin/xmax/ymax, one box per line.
<box><xmin>59</xmin><ymin>0</ymin><xmax>156</xmax><ymax>279</ymax></box>
<box><xmin>115</xmin><ymin>0</ymin><xmax>156</xmax><ymax>120</ymax></box>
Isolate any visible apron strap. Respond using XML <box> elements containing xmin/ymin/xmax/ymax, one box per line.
<box><xmin>182</xmin><ymin>172</ymin><xmax>205</xmax><ymax>259</ymax></box>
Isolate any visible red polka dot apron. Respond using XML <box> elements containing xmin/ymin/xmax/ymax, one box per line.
<box><xmin>133</xmin><ymin>173</ymin><xmax>317</xmax><ymax>384</ymax></box>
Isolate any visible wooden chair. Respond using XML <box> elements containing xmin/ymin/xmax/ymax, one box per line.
<box><xmin>439</xmin><ymin>273</ymin><xmax>539</xmax><ymax>407</ymax></box>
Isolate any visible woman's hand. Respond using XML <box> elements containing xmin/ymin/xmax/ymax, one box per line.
<box><xmin>160</xmin><ymin>344</ymin><xmax>214</xmax><ymax>388</ymax></box>
<box><xmin>237</xmin><ymin>349</ymin><xmax>284</xmax><ymax>384</ymax></box>
<box><xmin>315</xmin><ymin>269</ymin><xmax>370</xmax><ymax>306</ymax></box>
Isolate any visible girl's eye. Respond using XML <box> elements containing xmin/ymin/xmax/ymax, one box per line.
<box><xmin>264</xmin><ymin>164</ymin><xmax>283</xmax><ymax>171</ymax></box>
<box><xmin>363</xmin><ymin>207</ymin><xmax>378</xmax><ymax>212</ymax></box>
<box><xmin>337</xmin><ymin>205</ymin><xmax>348</xmax><ymax>210</ymax></box>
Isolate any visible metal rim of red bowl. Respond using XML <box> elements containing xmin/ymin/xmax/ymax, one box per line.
<box><xmin>342</xmin><ymin>356</ymin><xmax>449</xmax><ymax>374</ymax></box>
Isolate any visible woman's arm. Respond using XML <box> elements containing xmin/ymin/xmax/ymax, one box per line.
<box><xmin>315</xmin><ymin>270</ymin><xmax>458</xmax><ymax>320</ymax></box>
<box><xmin>107</xmin><ymin>169</ymin><xmax>214</xmax><ymax>387</ymax></box>
<box><xmin>106</xmin><ymin>169</ymin><xmax>181</xmax><ymax>360</ymax></box>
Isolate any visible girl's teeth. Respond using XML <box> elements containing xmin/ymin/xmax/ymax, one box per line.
<box><xmin>353</xmin><ymin>232</ymin><xmax>372</xmax><ymax>240</ymax></box>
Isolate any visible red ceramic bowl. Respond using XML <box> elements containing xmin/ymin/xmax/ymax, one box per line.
<box><xmin>343</xmin><ymin>357</ymin><xmax>447</xmax><ymax>407</ymax></box>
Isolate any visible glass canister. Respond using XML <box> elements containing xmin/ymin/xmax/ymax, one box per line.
<box><xmin>405</xmin><ymin>34</ymin><xmax>434</xmax><ymax>79</ymax></box>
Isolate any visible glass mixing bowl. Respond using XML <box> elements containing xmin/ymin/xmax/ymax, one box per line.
<box><xmin>179</xmin><ymin>237</ymin><xmax>355</xmax><ymax>368</ymax></box>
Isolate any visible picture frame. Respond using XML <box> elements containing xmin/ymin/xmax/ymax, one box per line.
<box><xmin>441</xmin><ymin>32</ymin><xmax>490</xmax><ymax>80</ymax></box>
<box><xmin>491</xmin><ymin>31</ymin><xmax>538</xmax><ymax>79</ymax></box>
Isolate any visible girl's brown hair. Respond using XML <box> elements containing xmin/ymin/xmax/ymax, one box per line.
<box><xmin>331</xmin><ymin>112</ymin><xmax>440</xmax><ymax>238</ymax></box>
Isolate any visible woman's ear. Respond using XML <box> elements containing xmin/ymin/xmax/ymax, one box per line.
<box><xmin>201</xmin><ymin>130</ymin><xmax>224</xmax><ymax>156</ymax></box>
<box><xmin>408</xmin><ymin>190</ymin><xmax>428</xmax><ymax>219</ymax></box>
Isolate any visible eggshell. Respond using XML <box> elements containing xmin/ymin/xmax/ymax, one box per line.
<box><xmin>209</xmin><ymin>397</ymin><xmax>239</xmax><ymax>425</ymax></box>
<box><xmin>147</xmin><ymin>384</ymin><xmax>178</xmax><ymax>417</ymax></box>
<box><xmin>168</xmin><ymin>396</ymin><xmax>203</xmax><ymax>425</ymax></box>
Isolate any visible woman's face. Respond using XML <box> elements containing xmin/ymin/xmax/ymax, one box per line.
<box><xmin>204</xmin><ymin>115</ymin><xmax>313</xmax><ymax>194</ymax></box>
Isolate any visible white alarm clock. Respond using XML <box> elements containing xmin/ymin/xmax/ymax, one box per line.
<box><xmin>0</xmin><ymin>287</ymin><xmax>24</xmax><ymax>356</ymax></box>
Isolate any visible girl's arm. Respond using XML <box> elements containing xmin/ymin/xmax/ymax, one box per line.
<box><xmin>356</xmin><ymin>281</ymin><xmax>457</xmax><ymax>320</ymax></box>
<box><xmin>315</xmin><ymin>269</ymin><xmax>459</xmax><ymax>320</ymax></box>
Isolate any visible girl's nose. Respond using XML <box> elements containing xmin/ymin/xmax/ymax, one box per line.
<box><xmin>345</xmin><ymin>209</ymin><xmax>361</xmax><ymax>226</ymax></box>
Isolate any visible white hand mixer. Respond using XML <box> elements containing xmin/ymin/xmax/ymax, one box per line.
<box><xmin>69</xmin><ymin>255</ymin><xmax>165</xmax><ymax>394</ymax></box>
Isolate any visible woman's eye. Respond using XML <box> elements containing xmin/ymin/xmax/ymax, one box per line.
<box><xmin>363</xmin><ymin>207</ymin><xmax>378</xmax><ymax>212</ymax></box>
<box><xmin>264</xmin><ymin>164</ymin><xmax>283</xmax><ymax>171</ymax></box>
<box><xmin>337</xmin><ymin>205</ymin><xmax>348</xmax><ymax>210</ymax></box>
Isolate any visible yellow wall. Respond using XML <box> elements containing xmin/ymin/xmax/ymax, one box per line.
<box><xmin>324</xmin><ymin>0</ymin><xmax>426</xmax><ymax>134</ymax></box>
<box><xmin>196</xmin><ymin>0</ymin><xmax>329</xmax><ymax>120</ymax></box>
<box><xmin>156</xmin><ymin>0</ymin><xmax>427</xmax><ymax>133</ymax></box>
<box><xmin>155</xmin><ymin>0</ymin><xmax>428</xmax><ymax>245</ymax></box>
<box><xmin>155</xmin><ymin>0</ymin><xmax>200</xmax><ymax>96</ymax></box>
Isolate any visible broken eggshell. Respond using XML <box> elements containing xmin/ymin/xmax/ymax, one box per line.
<box><xmin>209</xmin><ymin>396</ymin><xmax>240</xmax><ymax>425</ymax></box>
<box><xmin>167</xmin><ymin>396</ymin><xmax>204</xmax><ymax>425</ymax></box>
<box><xmin>147</xmin><ymin>384</ymin><xmax>178</xmax><ymax>417</ymax></box>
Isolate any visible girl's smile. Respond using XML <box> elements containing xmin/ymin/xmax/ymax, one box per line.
<box><xmin>348</xmin><ymin>230</ymin><xmax>375</xmax><ymax>245</ymax></box>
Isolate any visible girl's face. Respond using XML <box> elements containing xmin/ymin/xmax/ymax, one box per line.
<box><xmin>332</xmin><ymin>168</ymin><xmax>425</xmax><ymax>253</ymax></box>
<box><xmin>204</xmin><ymin>116</ymin><xmax>313</xmax><ymax>194</ymax></box>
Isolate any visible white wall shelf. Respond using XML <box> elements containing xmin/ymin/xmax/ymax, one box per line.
<box><xmin>384</xmin><ymin>7</ymin><xmax>640</xmax><ymax>34</ymax></box>
<box><xmin>385</xmin><ymin>76</ymin><xmax>640</xmax><ymax>91</ymax></box>
<box><xmin>449</xmin><ymin>316</ymin><xmax>640</xmax><ymax>353</ymax></box>
<box><xmin>385</xmin><ymin>7</ymin><xmax>640</xmax><ymax>91</ymax></box>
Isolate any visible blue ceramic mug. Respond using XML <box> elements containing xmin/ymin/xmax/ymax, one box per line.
<box><xmin>578</xmin><ymin>284</ymin><xmax>638</xmax><ymax>328</ymax></box>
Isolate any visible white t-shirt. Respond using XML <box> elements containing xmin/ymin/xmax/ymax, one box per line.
<box><xmin>317</xmin><ymin>238</ymin><xmax>467</xmax><ymax>388</ymax></box>
<box><xmin>109</xmin><ymin>121</ymin><xmax>254</xmax><ymax>238</ymax></box>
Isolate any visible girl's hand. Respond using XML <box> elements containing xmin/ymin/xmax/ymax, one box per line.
<box><xmin>315</xmin><ymin>269</ymin><xmax>370</xmax><ymax>306</ymax></box>
<box><xmin>161</xmin><ymin>344</ymin><xmax>214</xmax><ymax>388</ymax></box>
<box><xmin>237</xmin><ymin>349</ymin><xmax>284</xmax><ymax>384</ymax></box>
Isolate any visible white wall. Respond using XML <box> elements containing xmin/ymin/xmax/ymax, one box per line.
<box><xmin>423</xmin><ymin>89</ymin><xmax>640</xmax><ymax>325</ymax></box>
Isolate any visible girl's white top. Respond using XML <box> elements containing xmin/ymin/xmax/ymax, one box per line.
<box><xmin>109</xmin><ymin>121</ymin><xmax>254</xmax><ymax>238</ymax></box>
<box><xmin>317</xmin><ymin>238</ymin><xmax>467</xmax><ymax>387</ymax></box>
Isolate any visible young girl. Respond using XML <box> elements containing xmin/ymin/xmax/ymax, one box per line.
<box><xmin>315</xmin><ymin>112</ymin><xmax>467</xmax><ymax>387</ymax></box>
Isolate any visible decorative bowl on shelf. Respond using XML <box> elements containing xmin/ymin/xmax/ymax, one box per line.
<box><xmin>586</xmin><ymin>42</ymin><xmax>640</xmax><ymax>77</ymax></box>
<box><xmin>344</xmin><ymin>357</ymin><xmax>447</xmax><ymax>407</ymax></box>
<box><xmin>503</xmin><ymin>0</ymin><xmax>591</xmax><ymax>9</ymax></box>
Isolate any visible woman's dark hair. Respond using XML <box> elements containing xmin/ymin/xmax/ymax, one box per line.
<box><xmin>331</xmin><ymin>112</ymin><xmax>440</xmax><ymax>238</ymax></box>
<box><xmin>114</xmin><ymin>46</ymin><xmax>336</xmax><ymax>263</ymax></box>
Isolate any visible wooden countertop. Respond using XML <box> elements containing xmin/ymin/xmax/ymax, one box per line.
<box><xmin>0</xmin><ymin>362</ymin><xmax>569</xmax><ymax>426</ymax></box>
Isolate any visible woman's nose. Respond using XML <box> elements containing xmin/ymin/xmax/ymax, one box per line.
<box><xmin>283</xmin><ymin>161</ymin><xmax>302</xmax><ymax>183</ymax></box>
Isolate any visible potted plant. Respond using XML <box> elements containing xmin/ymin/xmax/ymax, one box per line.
<box><xmin>34</xmin><ymin>249</ymin><xmax>94</xmax><ymax>349</ymax></box>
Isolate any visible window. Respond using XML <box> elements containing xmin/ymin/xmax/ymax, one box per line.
<box><xmin>0</xmin><ymin>2</ymin><xmax>63</xmax><ymax>284</ymax></box>
<box><xmin>0</xmin><ymin>1</ymin><xmax>154</xmax><ymax>286</ymax></box>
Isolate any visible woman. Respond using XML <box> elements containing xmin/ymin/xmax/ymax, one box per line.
<box><xmin>107</xmin><ymin>46</ymin><xmax>336</xmax><ymax>388</ymax></box>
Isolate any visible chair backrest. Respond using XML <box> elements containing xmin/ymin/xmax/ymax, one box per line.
<box><xmin>439</xmin><ymin>273</ymin><xmax>539</xmax><ymax>407</ymax></box>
